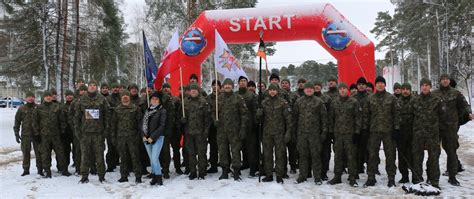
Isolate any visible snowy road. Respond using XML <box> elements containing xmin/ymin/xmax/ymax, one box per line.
<box><xmin>1</xmin><ymin>108</ymin><xmax>473</xmax><ymax>198</ymax></box>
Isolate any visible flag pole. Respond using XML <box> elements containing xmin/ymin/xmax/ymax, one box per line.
<box><xmin>214</xmin><ymin>62</ymin><xmax>219</xmax><ymax>121</ymax></box>
<box><xmin>142</xmin><ymin>30</ymin><xmax>150</xmax><ymax>108</ymax></box>
<box><xmin>257</xmin><ymin>31</ymin><xmax>264</xmax><ymax>183</ymax></box>
<box><xmin>180</xmin><ymin>64</ymin><xmax>185</xmax><ymax>118</ymax></box>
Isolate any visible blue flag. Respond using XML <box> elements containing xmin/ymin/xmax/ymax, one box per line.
<box><xmin>143</xmin><ymin>31</ymin><xmax>158</xmax><ymax>88</ymax></box>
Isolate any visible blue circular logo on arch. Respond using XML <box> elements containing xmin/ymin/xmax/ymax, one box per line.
<box><xmin>180</xmin><ymin>28</ymin><xmax>207</xmax><ymax>57</ymax></box>
<box><xmin>322</xmin><ymin>22</ymin><xmax>352</xmax><ymax>51</ymax></box>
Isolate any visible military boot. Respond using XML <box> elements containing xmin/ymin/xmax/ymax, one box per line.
<box><xmin>276</xmin><ymin>176</ymin><xmax>284</xmax><ymax>184</ymax></box>
<box><xmin>44</xmin><ymin>169</ymin><xmax>52</xmax><ymax>178</ymax></box>
<box><xmin>387</xmin><ymin>176</ymin><xmax>396</xmax><ymax>187</ymax></box>
<box><xmin>262</xmin><ymin>175</ymin><xmax>273</xmax><ymax>182</ymax></box>
<box><xmin>295</xmin><ymin>177</ymin><xmax>306</xmax><ymax>184</ymax></box>
<box><xmin>21</xmin><ymin>170</ymin><xmax>29</xmax><ymax>176</ymax></box>
<box><xmin>79</xmin><ymin>176</ymin><xmax>89</xmax><ymax>183</ymax></box>
<box><xmin>349</xmin><ymin>178</ymin><xmax>358</xmax><ymax>187</ymax></box>
<box><xmin>37</xmin><ymin>168</ymin><xmax>44</xmax><ymax>176</ymax></box>
<box><xmin>399</xmin><ymin>174</ymin><xmax>409</xmax><ymax>183</ymax></box>
<box><xmin>328</xmin><ymin>175</ymin><xmax>342</xmax><ymax>185</ymax></box>
<box><xmin>99</xmin><ymin>175</ymin><xmax>106</xmax><ymax>183</ymax></box>
<box><xmin>189</xmin><ymin>172</ymin><xmax>197</xmax><ymax>180</ymax></box>
<box><xmin>62</xmin><ymin>170</ymin><xmax>72</xmax><ymax>177</ymax></box>
<box><xmin>448</xmin><ymin>176</ymin><xmax>460</xmax><ymax>186</ymax></box>
<box><xmin>219</xmin><ymin>168</ymin><xmax>229</xmax><ymax>180</ymax></box>
<box><xmin>364</xmin><ymin>177</ymin><xmax>376</xmax><ymax>187</ymax></box>
<box><xmin>233</xmin><ymin>168</ymin><xmax>241</xmax><ymax>181</ymax></box>
<box><xmin>118</xmin><ymin>176</ymin><xmax>128</xmax><ymax>183</ymax></box>
<box><xmin>135</xmin><ymin>176</ymin><xmax>142</xmax><ymax>183</ymax></box>
<box><xmin>207</xmin><ymin>166</ymin><xmax>218</xmax><ymax>174</ymax></box>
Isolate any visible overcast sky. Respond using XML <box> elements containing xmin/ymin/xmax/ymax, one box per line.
<box><xmin>121</xmin><ymin>0</ymin><xmax>395</xmax><ymax>69</ymax></box>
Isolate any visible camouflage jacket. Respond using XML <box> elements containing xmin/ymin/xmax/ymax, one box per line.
<box><xmin>353</xmin><ymin>91</ymin><xmax>371</xmax><ymax>130</ymax></box>
<box><xmin>107</xmin><ymin>93</ymin><xmax>121</xmax><ymax>108</ymax></box>
<box><xmin>411</xmin><ymin>92</ymin><xmax>443</xmax><ymax>138</ymax></box>
<box><xmin>217</xmin><ymin>92</ymin><xmax>248</xmax><ymax>134</ymax></box>
<box><xmin>61</xmin><ymin>101</ymin><xmax>75</xmax><ymax>135</ymax></box>
<box><xmin>33</xmin><ymin>102</ymin><xmax>66</xmax><ymax>136</ymax></box>
<box><xmin>236</xmin><ymin>88</ymin><xmax>257</xmax><ymax>125</ymax></box>
<box><xmin>111</xmin><ymin>103</ymin><xmax>142</xmax><ymax>137</ymax></box>
<box><xmin>74</xmin><ymin>92</ymin><xmax>110</xmax><ymax>135</ymax></box>
<box><xmin>324</xmin><ymin>87</ymin><xmax>339</xmax><ymax>100</ymax></box>
<box><xmin>398</xmin><ymin>95</ymin><xmax>414</xmax><ymax>133</ymax></box>
<box><xmin>260</xmin><ymin>95</ymin><xmax>292</xmax><ymax>135</ymax></box>
<box><xmin>206</xmin><ymin>92</ymin><xmax>219</xmax><ymax>124</ymax></box>
<box><xmin>367</xmin><ymin>90</ymin><xmax>400</xmax><ymax>133</ymax></box>
<box><xmin>183</xmin><ymin>95</ymin><xmax>211</xmax><ymax>135</ymax></box>
<box><xmin>329</xmin><ymin>96</ymin><xmax>361</xmax><ymax>137</ymax></box>
<box><xmin>13</xmin><ymin>103</ymin><xmax>37</xmax><ymax>136</ymax></box>
<box><xmin>293</xmin><ymin>95</ymin><xmax>328</xmax><ymax>138</ymax></box>
<box><xmin>161</xmin><ymin>92</ymin><xmax>176</xmax><ymax>136</ymax></box>
<box><xmin>432</xmin><ymin>86</ymin><xmax>471</xmax><ymax>127</ymax></box>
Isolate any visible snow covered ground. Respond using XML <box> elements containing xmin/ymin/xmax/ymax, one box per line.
<box><xmin>1</xmin><ymin>107</ymin><xmax>473</xmax><ymax>198</ymax></box>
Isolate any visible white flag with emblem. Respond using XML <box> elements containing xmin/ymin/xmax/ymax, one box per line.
<box><xmin>214</xmin><ymin>29</ymin><xmax>248</xmax><ymax>81</ymax></box>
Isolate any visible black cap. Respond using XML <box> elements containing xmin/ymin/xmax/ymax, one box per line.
<box><xmin>101</xmin><ymin>82</ymin><xmax>109</xmax><ymax>88</ymax></box>
<box><xmin>367</xmin><ymin>82</ymin><xmax>374</xmax><ymax>89</ymax></box>
<box><xmin>248</xmin><ymin>81</ymin><xmax>256</xmax><ymax>87</ymax></box>
<box><xmin>269</xmin><ymin>73</ymin><xmax>280</xmax><ymax>81</ymax></box>
<box><xmin>150</xmin><ymin>91</ymin><xmax>163</xmax><ymax>101</ymax></box>
<box><xmin>350</xmin><ymin>84</ymin><xmax>357</xmax><ymax>90</ymax></box>
<box><xmin>420</xmin><ymin>78</ymin><xmax>432</xmax><ymax>86</ymax></box>
<box><xmin>238</xmin><ymin>76</ymin><xmax>248</xmax><ymax>82</ymax></box>
<box><xmin>189</xmin><ymin>74</ymin><xmax>198</xmax><ymax>81</ymax></box>
<box><xmin>356</xmin><ymin>77</ymin><xmax>367</xmax><ymax>85</ymax></box>
<box><xmin>375</xmin><ymin>76</ymin><xmax>386</xmax><ymax>85</ymax></box>
<box><xmin>211</xmin><ymin>80</ymin><xmax>221</xmax><ymax>87</ymax></box>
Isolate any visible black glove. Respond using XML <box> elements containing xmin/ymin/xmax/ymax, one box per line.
<box><xmin>391</xmin><ymin>129</ymin><xmax>401</xmax><ymax>141</ymax></box>
<box><xmin>34</xmin><ymin>135</ymin><xmax>42</xmax><ymax>143</ymax></box>
<box><xmin>352</xmin><ymin>134</ymin><xmax>360</xmax><ymax>145</ymax></box>
<box><xmin>15</xmin><ymin>134</ymin><xmax>21</xmax><ymax>143</ymax></box>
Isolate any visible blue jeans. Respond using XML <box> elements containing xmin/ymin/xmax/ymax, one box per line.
<box><xmin>144</xmin><ymin>136</ymin><xmax>164</xmax><ymax>175</ymax></box>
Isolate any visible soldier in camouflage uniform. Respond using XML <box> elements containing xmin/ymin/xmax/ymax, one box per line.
<box><xmin>71</xmin><ymin>85</ymin><xmax>88</xmax><ymax>174</ymax></box>
<box><xmin>216</xmin><ymin>78</ymin><xmax>248</xmax><ymax>181</ymax></box>
<box><xmin>327</xmin><ymin>83</ymin><xmax>361</xmax><ymax>187</ymax></box>
<box><xmin>14</xmin><ymin>91</ymin><xmax>43</xmax><ymax>176</ymax></box>
<box><xmin>61</xmin><ymin>90</ymin><xmax>75</xmax><ymax>169</ymax></box>
<box><xmin>206</xmin><ymin>80</ymin><xmax>221</xmax><ymax>174</ymax></box>
<box><xmin>176</xmin><ymin>85</ymin><xmax>191</xmax><ymax>174</ymax></box>
<box><xmin>163</xmin><ymin>83</ymin><xmax>184</xmax><ymax>175</ymax></box>
<box><xmin>181</xmin><ymin>83</ymin><xmax>211</xmax><ymax>180</ymax></box>
<box><xmin>393</xmin><ymin>83</ymin><xmax>402</xmax><ymax>98</ymax></box>
<box><xmin>100</xmin><ymin>82</ymin><xmax>110</xmax><ymax>98</ymax></box>
<box><xmin>397</xmin><ymin>83</ymin><xmax>414</xmax><ymax>183</ymax></box>
<box><xmin>432</xmin><ymin>74</ymin><xmax>473</xmax><ymax>186</ymax></box>
<box><xmin>105</xmin><ymin>83</ymin><xmax>120</xmax><ymax>172</ymax></box>
<box><xmin>75</xmin><ymin>81</ymin><xmax>110</xmax><ymax>183</ymax></box>
<box><xmin>364</xmin><ymin>76</ymin><xmax>400</xmax><ymax>188</ymax></box>
<box><xmin>159</xmin><ymin>84</ymin><xmax>176</xmax><ymax>179</ymax></box>
<box><xmin>236</xmin><ymin>76</ymin><xmax>258</xmax><ymax>176</ymax></box>
<box><xmin>189</xmin><ymin>74</ymin><xmax>208</xmax><ymax>97</ymax></box>
<box><xmin>111</xmin><ymin>90</ymin><xmax>143</xmax><ymax>183</ymax></box>
<box><xmin>129</xmin><ymin>83</ymin><xmax>149</xmax><ymax>174</ymax></box>
<box><xmin>281</xmin><ymin>79</ymin><xmax>298</xmax><ymax>175</ymax></box>
<box><xmin>410</xmin><ymin>78</ymin><xmax>443</xmax><ymax>189</ymax></box>
<box><xmin>316</xmin><ymin>81</ymin><xmax>334</xmax><ymax>180</ymax></box>
<box><xmin>257</xmin><ymin>83</ymin><xmax>292</xmax><ymax>183</ymax></box>
<box><xmin>33</xmin><ymin>91</ymin><xmax>71</xmax><ymax>178</ymax></box>
<box><xmin>294</xmin><ymin>82</ymin><xmax>328</xmax><ymax>185</ymax></box>
<box><xmin>295</xmin><ymin>78</ymin><xmax>307</xmax><ymax>98</ymax></box>
<box><xmin>353</xmin><ymin>77</ymin><xmax>372</xmax><ymax>174</ymax></box>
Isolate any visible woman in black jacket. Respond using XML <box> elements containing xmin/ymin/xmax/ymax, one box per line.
<box><xmin>142</xmin><ymin>92</ymin><xmax>167</xmax><ymax>185</ymax></box>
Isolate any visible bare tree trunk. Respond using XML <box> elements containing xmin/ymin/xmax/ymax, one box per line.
<box><xmin>69</xmin><ymin>0</ymin><xmax>79</xmax><ymax>90</ymax></box>
<box><xmin>41</xmin><ymin>3</ymin><xmax>50</xmax><ymax>90</ymax></box>
<box><xmin>55</xmin><ymin>0</ymin><xmax>62</xmax><ymax>92</ymax></box>
<box><xmin>60</xmin><ymin>0</ymin><xmax>69</xmax><ymax>101</ymax></box>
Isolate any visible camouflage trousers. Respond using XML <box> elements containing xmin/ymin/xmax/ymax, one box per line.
<box><xmin>105</xmin><ymin>136</ymin><xmax>119</xmax><ymax>170</ymax></box>
<box><xmin>333</xmin><ymin>134</ymin><xmax>357</xmax><ymax>178</ymax></box>
<box><xmin>297</xmin><ymin>133</ymin><xmax>322</xmax><ymax>180</ymax></box>
<box><xmin>117</xmin><ymin>136</ymin><xmax>142</xmax><ymax>178</ymax></box>
<box><xmin>396</xmin><ymin>130</ymin><xmax>412</xmax><ymax>177</ymax></box>
<box><xmin>263</xmin><ymin>133</ymin><xmax>286</xmax><ymax>177</ymax></box>
<box><xmin>21</xmin><ymin>135</ymin><xmax>42</xmax><ymax>171</ymax></box>
<box><xmin>412</xmin><ymin>135</ymin><xmax>440</xmax><ymax>184</ymax></box>
<box><xmin>185</xmin><ymin>134</ymin><xmax>208</xmax><ymax>174</ymax></box>
<box><xmin>80</xmin><ymin>134</ymin><xmax>105</xmax><ymax>178</ymax></box>
<box><xmin>367</xmin><ymin>132</ymin><xmax>397</xmax><ymax>179</ymax></box>
<box><xmin>440</xmin><ymin>125</ymin><xmax>459</xmax><ymax>178</ymax></box>
<box><xmin>40</xmin><ymin>135</ymin><xmax>66</xmax><ymax>172</ymax></box>
<box><xmin>217</xmin><ymin>131</ymin><xmax>242</xmax><ymax>170</ymax></box>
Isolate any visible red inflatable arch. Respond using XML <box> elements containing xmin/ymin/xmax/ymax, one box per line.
<box><xmin>167</xmin><ymin>3</ymin><xmax>374</xmax><ymax>96</ymax></box>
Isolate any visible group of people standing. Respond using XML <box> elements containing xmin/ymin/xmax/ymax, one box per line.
<box><xmin>13</xmin><ymin>72</ymin><xmax>472</xmax><ymax>189</ymax></box>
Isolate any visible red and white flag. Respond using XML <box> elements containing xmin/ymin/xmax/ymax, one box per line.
<box><xmin>154</xmin><ymin>31</ymin><xmax>180</xmax><ymax>90</ymax></box>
